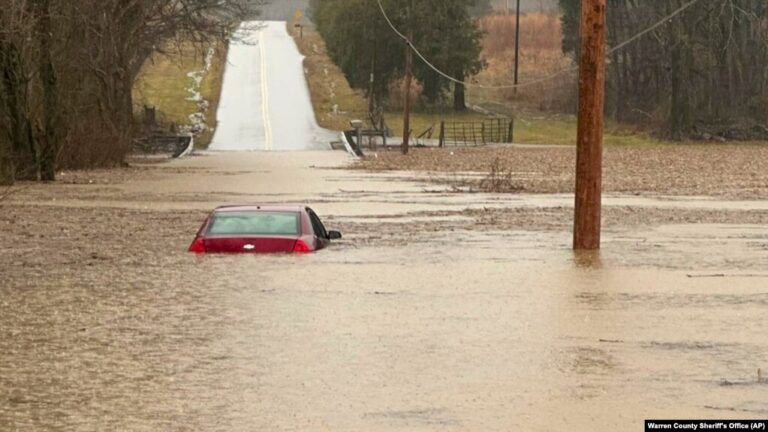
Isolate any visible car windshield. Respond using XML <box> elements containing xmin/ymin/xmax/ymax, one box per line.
<box><xmin>207</xmin><ymin>211</ymin><xmax>300</xmax><ymax>236</ymax></box>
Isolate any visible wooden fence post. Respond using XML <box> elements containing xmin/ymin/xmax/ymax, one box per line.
<box><xmin>439</xmin><ymin>121</ymin><xmax>445</xmax><ymax>148</ymax></box>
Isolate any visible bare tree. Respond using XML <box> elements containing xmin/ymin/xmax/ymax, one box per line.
<box><xmin>563</xmin><ymin>0</ymin><xmax>768</xmax><ymax>139</ymax></box>
<box><xmin>0</xmin><ymin>0</ymin><xmax>258</xmax><ymax>184</ymax></box>
<box><xmin>0</xmin><ymin>0</ymin><xmax>38</xmax><ymax>183</ymax></box>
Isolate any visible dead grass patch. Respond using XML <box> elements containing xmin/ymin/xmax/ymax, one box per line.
<box><xmin>478</xmin><ymin>158</ymin><xmax>525</xmax><ymax>193</ymax></box>
<box><xmin>471</xmin><ymin>12</ymin><xmax>575</xmax><ymax>112</ymax></box>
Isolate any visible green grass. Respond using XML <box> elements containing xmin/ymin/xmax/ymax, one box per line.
<box><xmin>133</xmin><ymin>41</ymin><xmax>227</xmax><ymax>148</ymax></box>
<box><xmin>381</xmin><ymin>110</ymin><xmax>668</xmax><ymax>146</ymax></box>
<box><xmin>508</xmin><ymin>116</ymin><xmax>575</xmax><ymax>145</ymax></box>
<box><xmin>513</xmin><ymin>115</ymin><xmax>670</xmax><ymax>146</ymax></box>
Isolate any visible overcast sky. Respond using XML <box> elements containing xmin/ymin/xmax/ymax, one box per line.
<box><xmin>255</xmin><ymin>0</ymin><xmax>559</xmax><ymax>21</ymax></box>
<box><xmin>492</xmin><ymin>0</ymin><xmax>558</xmax><ymax>12</ymax></box>
<box><xmin>256</xmin><ymin>0</ymin><xmax>309</xmax><ymax>21</ymax></box>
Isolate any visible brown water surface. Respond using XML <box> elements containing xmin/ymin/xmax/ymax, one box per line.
<box><xmin>1</xmin><ymin>152</ymin><xmax>767</xmax><ymax>431</ymax></box>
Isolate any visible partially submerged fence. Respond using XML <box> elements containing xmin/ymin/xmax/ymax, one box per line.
<box><xmin>340</xmin><ymin>116</ymin><xmax>514</xmax><ymax>155</ymax></box>
<box><xmin>439</xmin><ymin>118</ymin><xmax>514</xmax><ymax>147</ymax></box>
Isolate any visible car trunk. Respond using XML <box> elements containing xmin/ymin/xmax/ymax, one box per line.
<box><xmin>204</xmin><ymin>236</ymin><xmax>298</xmax><ymax>253</ymax></box>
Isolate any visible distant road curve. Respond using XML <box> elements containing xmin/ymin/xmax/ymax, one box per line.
<box><xmin>209</xmin><ymin>21</ymin><xmax>335</xmax><ymax>152</ymax></box>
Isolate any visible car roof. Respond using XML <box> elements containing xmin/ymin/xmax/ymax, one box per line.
<box><xmin>213</xmin><ymin>205</ymin><xmax>305</xmax><ymax>213</ymax></box>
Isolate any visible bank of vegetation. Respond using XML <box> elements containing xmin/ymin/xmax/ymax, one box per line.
<box><xmin>296</xmin><ymin>4</ymin><xmax>656</xmax><ymax>145</ymax></box>
<box><xmin>308</xmin><ymin>0</ymin><xmax>768</xmax><ymax>144</ymax></box>
<box><xmin>134</xmin><ymin>41</ymin><xmax>229</xmax><ymax>149</ymax></box>
<box><xmin>310</xmin><ymin>0</ymin><xmax>485</xmax><ymax>115</ymax></box>
<box><xmin>469</xmin><ymin>11</ymin><xmax>574</xmax><ymax>113</ymax></box>
<box><xmin>560</xmin><ymin>0</ymin><xmax>768</xmax><ymax>140</ymax></box>
<box><xmin>0</xmin><ymin>0</ymin><xmax>253</xmax><ymax>186</ymax></box>
<box><xmin>290</xmin><ymin>22</ymin><xmax>369</xmax><ymax>131</ymax></box>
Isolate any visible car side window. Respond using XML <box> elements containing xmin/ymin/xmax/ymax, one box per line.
<box><xmin>307</xmin><ymin>208</ymin><xmax>328</xmax><ymax>238</ymax></box>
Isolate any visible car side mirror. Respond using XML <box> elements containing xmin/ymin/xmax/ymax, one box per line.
<box><xmin>328</xmin><ymin>230</ymin><xmax>342</xmax><ymax>240</ymax></box>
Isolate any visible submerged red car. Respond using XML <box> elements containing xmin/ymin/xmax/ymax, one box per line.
<box><xmin>189</xmin><ymin>205</ymin><xmax>342</xmax><ymax>254</ymax></box>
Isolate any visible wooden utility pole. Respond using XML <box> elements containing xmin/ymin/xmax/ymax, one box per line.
<box><xmin>401</xmin><ymin>0</ymin><xmax>413</xmax><ymax>155</ymax></box>
<box><xmin>573</xmin><ymin>0</ymin><xmax>606</xmax><ymax>250</ymax></box>
<box><xmin>513</xmin><ymin>0</ymin><xmax>521</xmax><ymax>95</ymax></box>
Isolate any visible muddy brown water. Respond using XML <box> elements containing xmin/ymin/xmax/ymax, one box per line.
<box><xmin>1</xmin><ymin>152</ymin><xmax>767</xmax><ymax>431</ymax></box>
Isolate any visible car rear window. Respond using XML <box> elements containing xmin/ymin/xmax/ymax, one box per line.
<box><xmin>207</xmin><ymin>211</ymin><xmax>300</xmax><ymax>236</ymax></box>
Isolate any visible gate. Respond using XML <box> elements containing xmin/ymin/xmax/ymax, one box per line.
<box><xmin>439</xmin><ymin>118</ymin><xmax>514</xmax><ymax>147</ymax></box>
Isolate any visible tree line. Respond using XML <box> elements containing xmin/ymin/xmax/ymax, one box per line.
<box><xmin>310</xmin><ymin>0</ymin><xmax>486</xmax><ymax>113</ymax></box>
<box><xmin>0</xmin><ymin>0</ymin><xmax>255</xmax><ymax>186</ymax></box>
<box><xmin>560</xmin><ymin>0</ymin><xmax>768</xmax><ymax>140</ymax></box>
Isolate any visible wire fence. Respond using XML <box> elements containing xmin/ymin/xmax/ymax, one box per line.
<box><xmin>440</xmin><ymin>118</ymin><xmax>514</xmax><ymax>147</ymax></box>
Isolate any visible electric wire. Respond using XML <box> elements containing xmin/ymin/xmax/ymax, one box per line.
<box><xmin>376</xmin><ymin>0</ymin><xmax>704</xmax><ymax>90</ymax></box>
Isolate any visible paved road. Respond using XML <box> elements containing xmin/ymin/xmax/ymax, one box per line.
<box><xmin>209</xmin><ymin>21</ymin><xmax>335</xmax><ymax>151</ymax></box>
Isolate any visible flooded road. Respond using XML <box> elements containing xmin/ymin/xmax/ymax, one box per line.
<box><xmin>2</xmin><ymin>152</ymin><xmax>767</xmax><ymax>431</ymax></box>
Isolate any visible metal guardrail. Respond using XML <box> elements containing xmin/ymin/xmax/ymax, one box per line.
<box><xmin>132</xmin><ymin>135</ymin><xmax>193</xmax><ymax>158</ymax></box>
<box><xmin>342</xmin><ymin>130</ymin><xmax>365</xmax><ymax>157</ymax></box>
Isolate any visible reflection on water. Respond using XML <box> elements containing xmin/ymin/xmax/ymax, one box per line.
<box><xmin>2</xmin><ymin>231</ymin><xmax>767</xmax><ymax>431</ymax></box>
<box><xmin>573</xmin><ymin>249</ymin><xmax>603</xmax><ymax>269</ymax></box>
<box><xmin>2</xmin><ymin>151</ymin><xmax>768</xmax><ymax>430</ymax></box>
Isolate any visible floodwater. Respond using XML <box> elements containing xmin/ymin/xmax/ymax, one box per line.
<box><xmin>2</xmin><ymin>152</ymin><xmax>767</xmax><ymax>431</ymax></box>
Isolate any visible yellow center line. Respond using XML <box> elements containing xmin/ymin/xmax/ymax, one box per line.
<box><xmin>259</xmin><ymin>28</ymin><xmax>273</xmax><ymax>151</ymax></box>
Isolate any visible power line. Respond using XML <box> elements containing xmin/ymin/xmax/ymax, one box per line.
<box><xmin>607</xmin><ymin>0</ymin><xmax>702</xmax><ymax>55</ymax></box>
<box><xmin>375</xmin><ymin>0</ymin><xmax>704</xmax><ymax>90</ymax></box>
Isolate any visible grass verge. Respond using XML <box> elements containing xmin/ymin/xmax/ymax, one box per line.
<box><xmin>512</xmin><ymin>114</ymin><xmax>665</xmax><ymax>146</ymax></box>
<box><xmin>133</xmin><ymin>40</ymin><xmax>228</xmax><ymax>148</ymax></box>
<box><xmin>289</xmin><ymin>21</ymin><xmax>368</xmax><ymax>131</ymax></box>
<box><xmin>383</xmin><ymin>110</ymin><xmax>666</xmax><ymax>146</ymax></box>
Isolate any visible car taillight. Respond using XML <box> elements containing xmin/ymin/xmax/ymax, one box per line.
<box><xmin>189</xmin><ymin>238</ymin><xmax>206</xmax><ymax>253</ymax></box>
<box><xmin>293</xmin><ymin>239</ymin><xmax>311</xmax><ymax>253</ymax></box>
